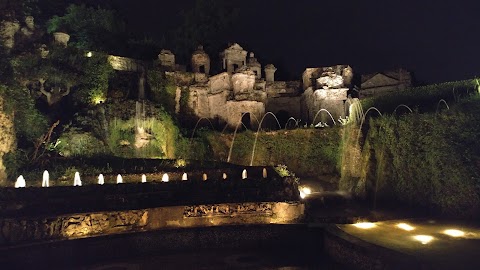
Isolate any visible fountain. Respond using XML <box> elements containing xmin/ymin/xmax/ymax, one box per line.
<box><xmin>285</xmin><ymin>117</ymin><xmax>300</xmax><ymax>129</ymax></box>
<box><xmin>162</xmin><ymin>173</ymin><xmax>169</xmax><ymax>182</ymax></box>
<box><xmin>74</xmin><ymin>172</ymin><xmax>82</xmax><ymax>186</ymax></box>
<box><xmin>436</xmin><ymin>99</ymin><xmax>450</xmax><ymax>113</ymax></box>
<box><xmin>117</xmin><ymin>174</ymin><xmax>123</xmax><ymax>184</ymax></box>
<box><xmin>242</xmin><ymin>169</ymin><xmax>247</xmax><ymax>179</ymax></box>
<box><xmin>393</xmin><ymin>104</ymin><xmax>413</xmax><ymax>115</ymax></box>
<box><xmin>357</xmin><ymin>107</ymin><xmax>383</xmax><ymax>144</ymax></box>
<box><xmin>142</xmin><ymin>174</ymin><xmax>147</xmax><ymax>183</ymax></box>
<box><xmin>42</xmin><ymin>170</ymin><xmax>49</xmax><ymax>187</ymax></box>
<box><xmin>98</xmin><ymin>174</ymin><xmax>105</xmax><ymax>185</ymax></box>
<box><xmin>250</xmin><ymin>112</ymin><xmax>282</xmax><ymax>166</ymax></box>
<box><xmin>312</xmin><ymin>109</ymin><xmax>336</xmax><ymax>127</ymax></box>
<box><xmin>227</xmin><ymin>112</ymin><xmax>253</xmax><ymax>163</ymax></box>
<box><xmin>15</xmin><ymin>175</ymin><xmax>26</xmax><ymax>188</ymax></box>
<box><xmin>189</xmin><ymin>118</ymin><xmax>216</xmax><ymax>157</ymax></box>
<box><xmin>182</xmin><ymin>173</ymin><xmax>188</xmax><ymax>181</ymax></box>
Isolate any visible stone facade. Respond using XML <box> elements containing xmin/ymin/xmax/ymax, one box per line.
<box><xmin>360</xmin><ymin>68</ymin><xmax>412</xmax><ymax>98</ymax></box>
<box><xmin>0</xmin><ymin>97</ymin><xmax>16</xmax><ymax>185</ymax></box>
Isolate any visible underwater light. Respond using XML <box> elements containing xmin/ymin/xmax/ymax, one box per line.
<box><xmin>443</xmin><ymin>229</ymin><xmax>465</xmax><ymax>237</ymax></box>
<box><xmin>413</xmin><ymin>235</ymin><xmax>434</xmax><ymax>244</ymax></box>
<box><xmin>396</xmin><ymin>223</ymin><xmax>415</xmax><ymax>231</ymax></box>
<box><xmin>353</xmin><ymin>222</ymin><xmax>377</xmax><ymax>229</ymax></box>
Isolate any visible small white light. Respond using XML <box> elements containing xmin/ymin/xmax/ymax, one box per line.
<box><xmin>86</xmin><ymin>51</ymin><xmax>93</xmax><ymax>57</ymax></box>
<box><xmin>413</xmin><ymin>235</ymin><xmax>434</xmax><ymax>244</ymax></box>
<box><xmin>117</xmin><ymin>174</ymin><xmax>123</xmax><ymax>184</ymax></box>
<box><xmin>141</xmin><ymin>174</ymin><xmax>147</xmax><ymax>183</ymax></box>
<box><xmin>162</xmin><ymin>173</ymin><xmax>169</xmax><ymax>182</ymax></box>
<box><xmin>396</xmin><ymin>223</ymin><xmax>415</xmax><ymax>231</ymax></box>
<box><xmin>353</xmin><ymin>222</ymin><xmax>377</xmax><ymax>229</ymax></box>
<box><xmin>443</xmin><ymin>229</ymin><xmax>465</xmax><ymax>237</ymax></box>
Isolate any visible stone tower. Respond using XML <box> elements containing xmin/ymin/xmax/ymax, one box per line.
<box><xmin>220</xmin><ymin>43</ymin><xmax>248</xmax><ymax>73</ymax></box>
<box><xmin>264</xmin><ymin>64</ymin><xmax>277</xmax><ymax>83</ymax></box>
<box><xmin>191</xmin><ymin>45</ymin><xmax>210</xmax><ymax>75</ymax></box>
<box><xmin>247</xmin><ymin>52</ymin><xmax>261</xmax><ymax>80</ymax></box>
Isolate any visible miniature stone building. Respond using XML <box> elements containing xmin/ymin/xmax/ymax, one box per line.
<box><xmin>191</xmin><ymin>45</ymin><xmax>210</xmax><ymax>75</ymax></box>
<box><xmin>220</xmin><ymin>43</ymin><xmax>248</xmax><ymax>73</ymax></box>
<box><xmin>360</xmin><ymin>68</ymin><xmax>412</xmax><ymax>98</ymax></box>
<box><xmin>247</xmin><ymin>52</ymin><xmax>262</xmax><ymax>80</ymax></box>
<box><xmin>107</xmin><ymin>42</ymin><xmax>355</xmax><ymax>129</ymax></box>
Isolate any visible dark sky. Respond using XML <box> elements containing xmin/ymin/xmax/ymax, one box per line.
<box><xmin>116</xmin><ymin>0</ymin><xmax>480</xmax><ymax>83</ymax></box>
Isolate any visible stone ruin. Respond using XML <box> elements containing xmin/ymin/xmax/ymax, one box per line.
<box><xmin>148</xmin><ymin>43</ymin><xmax>355</xmax><ymax>129</ymax></box>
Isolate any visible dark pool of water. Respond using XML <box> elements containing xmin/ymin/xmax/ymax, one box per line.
<box><xmin>81</xmin><ymin>247</ymin><xmax>343</xmax><ymax>270</ymax></box>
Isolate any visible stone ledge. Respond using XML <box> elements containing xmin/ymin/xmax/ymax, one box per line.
<box><xmin>0</xmin><ymin>201</ymin><xmax>304</xmax><ymax>247</ymax></box>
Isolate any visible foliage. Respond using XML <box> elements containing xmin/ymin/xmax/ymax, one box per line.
<box><xmin>147</xmin><ymin>68</ymin><xmax>177</xmax><ymax>114</ymax></box>
<box><xmin>0</xmin><ymin>84</ymin><xmax>47</xmax><ymax>143</ymax></box>
<box><xmin>46</xmin><ymin>4</ymin><xmax>126</xmax><ymax>52</ymax></box>
<box><xmin>57</xmin><ymin>128</ymin><xmax>107</xmax><ymax>157</ymax></box>
<box><xmin>360</xmin><ymin>99</ymin><xmax>480</xmax><ymax>217</ymax></box>
<box><xmin>361</xmin><ymin>79</ymin><xmax>476</xmax><ymax>114</ymax></box>
<box><xmin>201</xmin><ymin>128</ymin><xmax>342</xmax><ymax>177</ymax></box>
<box><xmin>107</xmin><ymin>106</ymin><xmax>182</xmax><ymax>159</ymax></box>
<box><xmin>0</xmin><ymin>0</ymin><xmax>39</xmax><ymax>20</ymax></box>
<box><xmin>11</xmin><ymin>46</ymin><xmax>113</xmax><ymax>105</ymax></box>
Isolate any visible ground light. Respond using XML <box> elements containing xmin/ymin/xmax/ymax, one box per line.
<box><xmin>353</xmin><ymin>222</ymin><xmax>377</xmax><ymax>229</ymax></box>
<box><xmin>413</xmin><ymin>235</ymin><xmax>434</xmax><ymax>244</ymax></box>
<box><xmin>396</xmin><ymin>223</ymin><xmax>415</xmax><ymax>231</ymax></box>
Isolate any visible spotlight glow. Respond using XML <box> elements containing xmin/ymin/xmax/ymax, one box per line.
<box><xmin>353</xmin><ymin>222</ymin><xmax>377</xmax><ymax>229</ymax></box>
<box><xmin>443</xmin><ymin>229</ymin><xmax>465</xmax><ymax>237</ymax></box>
<box><xmin>299</xmin><ymin>186</ymin><xmax>312</xmax><ymax>199</ymax></box>
<box><xmin>413</xmin><ymin>235</ymin><xmax>434</xmax><ymax>244</ymax></box>
<box><xmin>396</xmin><ymin>223</ymin><xmax>415</xmax><ymax>231</ymax></box>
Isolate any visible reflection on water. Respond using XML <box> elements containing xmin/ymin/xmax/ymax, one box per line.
<box><xmin>84</xmin><ymin>249</ymin><xmax>342</xmax><ymax>270</ymax></box>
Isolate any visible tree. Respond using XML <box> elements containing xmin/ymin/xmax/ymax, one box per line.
<box><xmin>171</xmin><ymin>0</ymin><xmax>240</xmax><ymax>66</ymax></box>
<box><xmin>46</xmin><ymin>4</ymin><xmax>126</xmax><ymax>52</ymax></box>
<box><xmin>0</xmin><ymin>0</ymin><xmax>39</xmax><ymax>20</ymax></box>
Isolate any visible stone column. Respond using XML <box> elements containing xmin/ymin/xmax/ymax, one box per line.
<box><xmin>264</xmin><ymin>64</ymin><xmax>277</xmax><ymax>83</ymax></box>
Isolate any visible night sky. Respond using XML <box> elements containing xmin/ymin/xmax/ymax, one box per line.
<box><xmin>117</xmin><ymin>0</ymin><xmax>480</xmax><ymax>84</ymax></box>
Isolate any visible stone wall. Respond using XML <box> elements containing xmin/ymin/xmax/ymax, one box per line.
<box><xmin>0</xmin><ymin>97</ymin><xmax>16</xmax><ymax>186</ymax></box>
<box><xmin>225</xmin><ymin>100</ymin><xmax>265</xmax><ymax>129</ymax></box>
<box><xmin>266</xmin><ymin>96</ymin><xmax>302</xmax><ymax>120</ymax></box>
<box><xmin>0</xmin><ymin>202</ymin><xmax>303</xmax><ymax>247</ymax></box>
<box><xmin>108</xmin><ymin>55</ymin><xmax>145</xmax><ymax>72</ymax></box>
